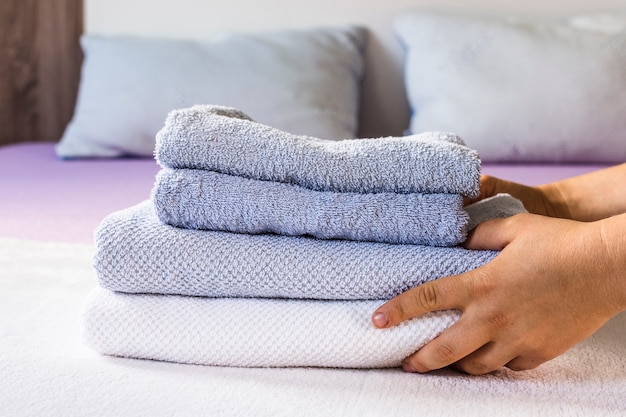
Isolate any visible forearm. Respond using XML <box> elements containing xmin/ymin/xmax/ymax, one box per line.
<box><xmin>540</xmin><ymin>163</ymin><xmax>626</xmax><ymax>221</ymax></box>
<box><xmin>597</xmin><ymin>212</ymin><xmax>626</xmax><ymax>312</ymax></box>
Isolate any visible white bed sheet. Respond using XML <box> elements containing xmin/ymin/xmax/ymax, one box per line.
<box><xmin>1</xmin><ymin>238</ymin><xmax>625</xmax><ymax>417</ymax></box>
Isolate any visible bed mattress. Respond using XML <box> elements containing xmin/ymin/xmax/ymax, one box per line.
<box><xmin>1</xmin><ymin>142</ymin><xmax>623</xmax><ymax>417</ymax></box>
<box><xmin>0</xmin><ymin>143</ymin><xmax>159</xmax><ymax>243</ymax></box>
<box><xmin>1</xmin><ymin>238</ymin><xmax>625</xmax><ymax>416</ymax></box>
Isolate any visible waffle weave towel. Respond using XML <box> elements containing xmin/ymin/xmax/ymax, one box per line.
<box><xmin>82</xmin><ymin>288</ymin><xmax>461</xmax><ymax>369</ymax></box>
<box><xmin>94</xmin><ymin>201</ymin><xmax>497</xmax><ymax>299</ymax></box>
<box><xmin>154</xmin><ymin>105</ymin><xmax>482</xmax><ymax>196</ymax></box>
<box><xmin>94</xmin><ymin>196</ymin><xmax>526</xmax><ymax>300</ymax></box>
<box><xmin>152</xmin><ymin>168</ymin><xmax>469</xmax><ymax>246</ymax></box>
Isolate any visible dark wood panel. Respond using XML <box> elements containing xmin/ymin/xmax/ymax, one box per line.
<box><xmin>0</xmin><ymin>0</ymin><xmax>83</xmax><ymax>145</ymax></box>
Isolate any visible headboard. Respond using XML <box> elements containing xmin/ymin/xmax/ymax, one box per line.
<box><xmin>1</xmin><ymin>0</ymin><xmax>624</xmax><ymax>146</ymax></box>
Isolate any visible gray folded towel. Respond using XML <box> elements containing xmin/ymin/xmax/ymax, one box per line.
<box><xmin>152</xmin><ymin>168</ymin><xmax>469</xmax><ymax>246</ymax></box>
<box><xmin>94</xmin><ymin>196</ymin><xmax>528</xmax><ymax>300</ymax></box>
<box><xmin>154</xmin><ymin>105</ymin><xmax>481</xmax><ymax>196</ymax></box>
<box><xmin>465</xmin><ymin>193</ymin><xmax>528</xmax><ymax>230</ymax></box>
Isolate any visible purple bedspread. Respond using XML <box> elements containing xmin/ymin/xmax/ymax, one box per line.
<box><xmin>0</xmin><ymin>142</ymin><xmax>610</xmax><ymax>243</ymax></box>
<box><xmin>0</xmin><ymin>143</ymin><xmax>159</xmax><ymax>243</ymax></box>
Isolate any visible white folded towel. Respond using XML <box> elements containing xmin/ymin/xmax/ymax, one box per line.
<box><xmin>82</xmin><ymin>288</ymin><xmax>461</xmax><ymax>369</ymax></box>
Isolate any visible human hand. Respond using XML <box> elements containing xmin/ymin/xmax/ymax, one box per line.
<box><xmin>465</xmin><ymin>174</ymin><xmax>569</xmax><ymax>218</ymax></box>
<box><xmin>372</xmin><ymin>213</ymin><xmax>626</xmax><ymax>375</ymax></box>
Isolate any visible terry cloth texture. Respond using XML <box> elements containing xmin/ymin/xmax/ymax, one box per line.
<box><xmin>82</xmin><ymin>287</ymin><xmax>461</xmax><ymax>369</ymax></box>
<box><xmin>465</xmin><ymin>193</ymin><xmax>528</xmax><ymax>230</ymax></box>
<box><xmin>154</xmin><ymin>105</ymin><xmax>482</xmax><ymax>197</ymax></box>
<box><xmin>152</xmin><ymin>168</ymin><xmax>469</xmax><ymax>246</ymax></box>
<box><xmin>94</xmin><ymin>201</ymin><xmax>498</xmax><ymax>300</ymax></box>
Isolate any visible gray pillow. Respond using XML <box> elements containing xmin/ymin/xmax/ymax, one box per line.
<box><xmin>56</xmin><ymin>26</ymin><xmax>365</xmax><ymax>158</ymax></box>
<box><xmin>395</xmin><ymin>11</ymin><xmax>626</xmax><ymax>163</ymax></box>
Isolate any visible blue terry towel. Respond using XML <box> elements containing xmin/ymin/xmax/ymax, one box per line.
<box><xmin>465</xmin><ymin>193</ymin><xmax>528</xmax><ymax>230</ymax></box>
<box><xmin>154</xmin><ymin>105</ymin><xmax>481</xmax><ymax>197</ymax></box>
<box><xmin>152</xmin><ymin>168</ymin><xmax>469</xmax><ymax>246</ymax></box>
<box><xmin>94</xmin><ymin>196</ymin><xmax>526</xmax><ymax>301</ymax></box>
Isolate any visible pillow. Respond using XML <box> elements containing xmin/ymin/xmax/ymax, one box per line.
<box><xmin>56</xmin><ymin>26</ymin><xmax>365</xmax><ymax>158</ymax></box>
<box><xmin>394</xmin><ymin>11</ymin><xmax>626</xmax><ymax>163</ymax></box>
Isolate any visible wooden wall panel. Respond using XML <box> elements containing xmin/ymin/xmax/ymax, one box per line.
<box><xmin>0</xmin><ymin>0</ymin><xmax>83</xmax><ymax>145</ymax></box>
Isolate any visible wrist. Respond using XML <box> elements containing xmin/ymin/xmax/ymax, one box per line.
<box><xmin>538</xmin><ymin>164</ymin><xmax>626</xmax><ymax>221</ymax></box>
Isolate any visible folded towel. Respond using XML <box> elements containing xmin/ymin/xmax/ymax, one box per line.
<box><xmin>82</xmin><ymin>287</ymin><xmax>461</xmax><ymax>368</ymax></box>
<box><xmin>86</xmin><ymin>195</ymin><xmax>526</xmax><ymax>369</ymax></box>
<box><xmin>155</xmin><ymin>105</ymin><xmax>482</xmax><ymax>196</ymax></box>
<box><xmin>465</xmin><ymin>193</ymin><xmax>528</xmax><ymax>230</ymax></box>
<box><xmin>152</xmin><ymin>168</ymin><xmax>469</xmax><ymax>246</ymax></box>
<box><xmin>94</xmin><ymin>196</ymin><xmax>525</xmax><ymax>300</ymax></box>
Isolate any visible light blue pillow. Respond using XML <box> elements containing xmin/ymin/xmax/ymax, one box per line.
<box><xmin>57</xmin><ymin>26</ymin><xmax>365</xmax><ymax>158</ymax></box>
<box><xmin>395</xmin><ymin>11</ymin><xmax>626</xmax><ymax>163</ymax></box>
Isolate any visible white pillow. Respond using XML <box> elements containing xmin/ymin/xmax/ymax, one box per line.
<box><xmin>56</xmin><ymin>26</ymin><xmax>365</xmax><ymax>158</ymax></box>
<box><xmin>394</xmin><ymin>11</ymin><xmax>626</xmax><ymax>163</ymax></box>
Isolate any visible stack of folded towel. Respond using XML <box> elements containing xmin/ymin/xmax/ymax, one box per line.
<box><xmin>82</xmin><ymin>105</ymin><xmax>526</xmax><ymax>368</ymax></box>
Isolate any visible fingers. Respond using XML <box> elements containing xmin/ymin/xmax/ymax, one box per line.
<box><xmin>453</xmin><ymin>344</ymin><xmax>547</xmax><ymax>375</ymax></box>
<box><xmin>403</xmin><ymin>342</ymin><xmax>547</xmax><ymax>375</ymax></box>
<box><xmin>402</xmin><ymin>323</ymin><xmax>546</xmax><ymax>375</ymax></box>
<box><xmin>453</xmin><ymin>343</ymin><xmax>515</xmax><ymax>375</ymax></box>
<box><xmin>372</xmin><ymin>274</ymin><xmax>469</xmax><ymax>329</ymax></box>
<box><xmin>401</xmin><ymin>316</ymin><xmax>491</xmax><ymax>373</ymax></box>
<box><xmin>464</xmin><ymin>175</ymin><xmax>512</xmax><ymax>205</ymax></box>
<box><xmin>463</xmin><ymin>217</ymin><xmax>512</xmax><ymax>251</ymax></box>
<box><xmin>464</xmin><ymin>213</ymin><xmax>532</xmax><ymax>251</ymax></box>
<box><xmin>506</xmin><ymin>356</ymin><xmax>544</xmax><ymax>372</ymax></box>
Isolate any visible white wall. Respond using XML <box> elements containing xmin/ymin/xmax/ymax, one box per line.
<box><xmin>86</xmin><ymin>0</ymin><xmax>626</xmax><ymax>37</ymax></box>
<box><xmin>85</xmin><ymin>0</ymin><xmax>626</xmax><ymax>137</ymax></box>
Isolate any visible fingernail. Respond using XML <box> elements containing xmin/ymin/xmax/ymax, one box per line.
<box><xmin>372</xmin><ymin>312</ymin><xmax>389</xmax><ymax>328</ymax></box>
<box><xmin>402</xmin><ymin>361</ymin><xmax>417</xmax><ymax>373</ymax></box>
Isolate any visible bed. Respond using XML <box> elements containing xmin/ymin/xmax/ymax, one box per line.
<box><xmin>2</xmin><ymin>1</ymin><xmax>626</xmax><ymax>416</ymax></box>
